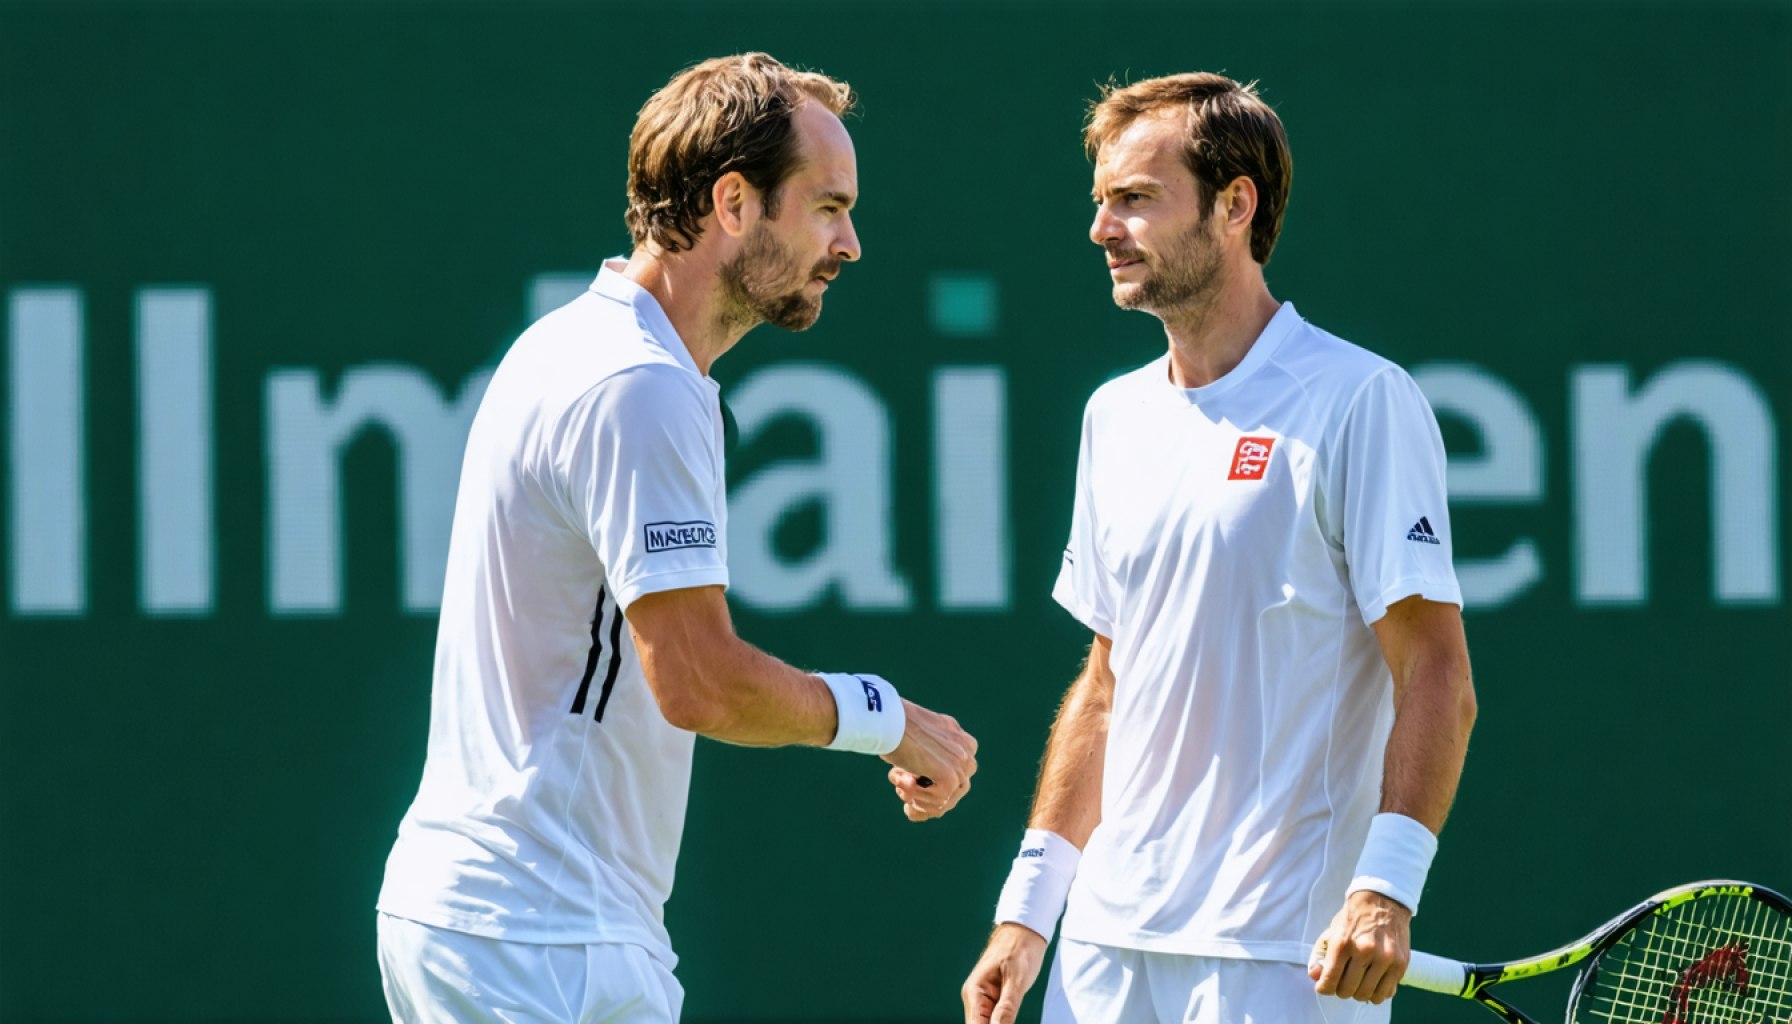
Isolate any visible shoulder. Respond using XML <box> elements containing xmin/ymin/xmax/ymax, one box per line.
<box><xmin>1271</xmin><ymin>316</ymin><xmax>1410</xmax><ymax>397</ymax></box>
<box><xmin>1265</xmin><ymin>316</ymin><xmax>1437</xmax><ymax>433</ymax></box>
<box><xmin>1081</xmin><ymin>356</ymin><xmax>1167</xmax><ymax>424</ymax></box>
<box><xmin>574</xmin><ymin>362</ymin><xmax>714</xmax><ymax>430</ymax></box>
<box><xmin>501</xmin><ymin>292</ymin><xmax>707</xmax><ymax>416</ymax></box>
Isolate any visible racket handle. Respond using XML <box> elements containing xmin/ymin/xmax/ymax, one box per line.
<box><xmin>1403</xmin><ymin>951</ymin><xmax>1468</xmax><ymax>994</ymax></box>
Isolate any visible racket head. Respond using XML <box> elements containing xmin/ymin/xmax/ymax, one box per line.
<box><xmin>1567</xmin><ymin>880</ymin><xmax>1792</xmax><ymax>1024</ymax></box>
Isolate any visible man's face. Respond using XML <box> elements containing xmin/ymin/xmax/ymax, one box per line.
<box><xmin>720</xmin><ymin>102</ymin><xmax>861</xmax><ymax>332</ymax></box>
<box><xmin>1089</xmin><ymin>113</ymin><xmax>1225</xmax><ymax>316</ymax></box>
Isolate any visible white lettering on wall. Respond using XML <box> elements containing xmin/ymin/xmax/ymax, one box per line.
<box><xmin>1573</xmin><ymin>361</ymin><xmax>1780</xmax><ymax>605</ymax></box>
<box><xmin>727</xmin><ymin>363</ymin><xmax>911</xmax><ymax>612</ymax></box>
<box><xmin>7</xmin><ymin>288</ymin><xmax>86</xmax><ymax>615</ymax></box>
<box><xmin>266</xmin><ymin>365</ymin><xmax>490</xmax><ymax>614</ymax></box>
<box><xmin>933</xmin><ymin>367</ymin><xmax>1010</xmax><ymax>609</ymax></box>
<box><xmin>1414</xmin><ymin>363</ymin><xmax>1545</xmax><ymax>610</ymax></box>
<box><xmin>138</xmin><ymin>288</ymin><xmax>215</xmax><ymax>614</ymax></box>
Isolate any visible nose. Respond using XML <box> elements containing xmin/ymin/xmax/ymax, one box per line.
<box><xmin>835</xmin><ymin>211</ymin><xmax>862</xmax><ymax>263</ymax></box>
<box><xmin>1090</xmin><ymin>202</ymin><xmax>1123</xmax><ymax>247</ymax></box>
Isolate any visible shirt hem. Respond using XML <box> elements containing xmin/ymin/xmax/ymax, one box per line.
<box><xmin>613</xmin><ymin>567</ymin><xmax>730</xmax><ymax>610</ymax></box>
<box><xmin>375</xmin><ymin>901</ymin><xmax>677</xmax><ymax>968</ymax></box>
<box><xmin>1051</xmin><ymin>585</ymin><xmax>1115</xmax><ymax>639</ymax></box>
<box><xmin>1359</xmin><ymin>577</ymin><xmax>1462</xmax><ymax>626</ymax></box>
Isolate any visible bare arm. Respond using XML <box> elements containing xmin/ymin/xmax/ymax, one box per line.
<box><xmin>1026</xmin><ymin>633</ymin><xmax>1116</xmax><ymax>849</ymax></box>
<box><xmin>1373</xmin><ymin>595</ymin><xmax>1477</xmax><ymax>831</ymax></box>
<box><xmin>627</xmin><ymin>585</ymin><xmax>977</xmax><ymax>808</ymax></box>
<box><xmin>626</xmin><ymin>585</ymin><xmax>834</xmax><ymax>747</ymax></box>
<box><xmin>1314</xmin><ymin>595</ymin><xmax>1476</xmax><ymax>1004</ymax></box>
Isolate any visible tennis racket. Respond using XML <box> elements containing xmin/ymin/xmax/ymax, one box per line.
<box><xmin>1391</xmin><ymin>880</ymin><xmax>1792</xmax><ymax>1023</ymax></box>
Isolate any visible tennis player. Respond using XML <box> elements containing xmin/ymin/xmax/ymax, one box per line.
<box><xmin>961</xmin><ymin>73</ymin><xmax>1477</xmax><ymax>1024</ymax></box>
<box><xmin>375</xmin><ymin>53</ymin><xmax>977</xmax><ymax>1022</ymax></box>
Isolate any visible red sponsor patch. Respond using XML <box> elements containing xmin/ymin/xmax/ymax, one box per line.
<box><xmin>1228</xmin><ymin>436</ymin><xmax>1276</xmax><ymax>480</ymax></box>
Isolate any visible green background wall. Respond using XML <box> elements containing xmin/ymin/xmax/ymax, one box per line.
<box><xmin>2</xmin><ymin>1</ymin><xmax>1788</xmax><ymax>1020</ymax></box>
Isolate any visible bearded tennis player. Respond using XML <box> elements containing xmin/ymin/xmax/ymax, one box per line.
<box><xmin>962</xmin><ymin>72</ymin><xmax>1476</xmax><ymax>1024</ymax></box>
<box><xmin>376</xmin><ymin>53</ymin><xmax>978</xmax><ymax>1023</ymax></box>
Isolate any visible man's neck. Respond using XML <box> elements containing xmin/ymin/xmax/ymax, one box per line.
<box><xmin>620</xmin><ymin>249</ymin><xmax>751</xmax><ymax>376</ymax></box>
<box><xmin>1157</xmin><ymin>265</ymin><xmax>1281</xmax><ymax>389</ymax></box>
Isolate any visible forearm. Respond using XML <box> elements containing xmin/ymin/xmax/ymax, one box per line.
<box><xmin>628</xmin><ymin>593</ymin><xmax>836</xmax><ymax>747</ymax></box>
<box><xmin>1026</xmin><ymin>639</ymin><xmax>1113</xmax><ymax>848</ymax></box>
<box><xmin>680</xmin><ymin>638</ymin><xmax>839</xmax><ymax>748</ymax></box>
<box><xmin>1380</xmin><ymin>642</ymin><xmax>1476</xmax><ymax>833</ymax></box>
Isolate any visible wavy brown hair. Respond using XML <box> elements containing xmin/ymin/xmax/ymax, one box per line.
<box><xmin>625</xmin><ymin>53</ymin><xmax>855</xmax><ymax>253</ymax></box>
<box><xmin>1085</xmin><ymin>73</ymin><xmax>1292</xmax><ymax>265</ymax></box>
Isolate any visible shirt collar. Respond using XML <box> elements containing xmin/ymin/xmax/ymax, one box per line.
<box><xmin>589</xmin><ymin>258</ymin><xmax>704</xmax><ymax>378</ymax></box>
<box><xmin>1168</xmin><ymin>300</ymin><xmax>1301</xmax><ymax>404</ymax></box>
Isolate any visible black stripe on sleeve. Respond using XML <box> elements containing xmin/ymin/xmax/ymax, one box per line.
<box><xmin>569</xmin><ymin>587</ymin><xmax>606</xmax><ymax>714</ymax></box>
<box><xmin>593</xmin><ymin>600</ymin><xmax>626</xmax><ymax>722</ymax></box>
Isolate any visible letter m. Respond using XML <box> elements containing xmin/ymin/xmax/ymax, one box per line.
<box><xmin>267</xmin><ymin>364</ymin><xmax>490</xmax><ymax>614</ymax></box>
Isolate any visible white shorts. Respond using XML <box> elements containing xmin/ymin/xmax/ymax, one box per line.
<box><xmin>1042</xmin><ymin>937</ymin><xmax>1393</xmax><ymax>1024</ymax></box>
<box><xmin>376</xmin><ymin>912</ymin><xmax>684</xmax><ymax>1023</ymax></box>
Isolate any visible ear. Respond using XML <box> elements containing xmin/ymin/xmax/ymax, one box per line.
<box><xmin>712</xmin><ymin>171</ymin><xmax>759</xmax><ymax>238</ymax></box>
<box><xmin>1217</xmin><ymin>176</ymin><xmax>1258</xmax><ymax>238</ymax></box>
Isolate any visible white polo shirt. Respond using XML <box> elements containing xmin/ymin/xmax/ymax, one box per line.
<box><xmin>1053</xmin><ymin>303</ymin><xmax>1461</xmax><ymax>963</ymax></box>
<box><xmin>378</xmin><ymin>261</ymin><xmax>727</xmax><ymax>968</ymax></box>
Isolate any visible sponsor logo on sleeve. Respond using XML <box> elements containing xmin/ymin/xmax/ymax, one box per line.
<box><xmin>1228</xmin><ymin>436</ymin><xmax>1277</xmax><ymax>480</ymax></box>
<box><xmin>1020</xmin><ymin>847</ymin><xmax>1045</xmax><ymax>859</ymax></box>
<box><xmin>643</xmin><ymin>520</ymin><xmax>718</xmax><ymax>553</ymax></box>
<box><xmin>1406</xmin><ymin>516</ymin><xmax>1442</xmax><ymax>545</ymax></box>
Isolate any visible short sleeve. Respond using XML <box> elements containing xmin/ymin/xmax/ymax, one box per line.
<box><xmin>1330</xmin><ymin>367</ymin><xmax>1463</xmax><ymax>625</ymax></box>
<box><xmin>558</xmin><ymin>365</ymin><xmax>729</xmax><ymax>609</ymax></box>
<box><xmin>1052</xmin><ymin>406</ymin><xmax>1120</xmax><ymax>637</ymax></box>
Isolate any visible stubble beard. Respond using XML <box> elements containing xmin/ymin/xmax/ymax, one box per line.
<box><xmin>1110</xmin><ymin>213</ymin><xmax>1225</xmax><ymax>319</ymax></box>
<box><xmin>719</xmin><ymin>223</ymin><xmax>834</xmax><ymax>333</ymax></box>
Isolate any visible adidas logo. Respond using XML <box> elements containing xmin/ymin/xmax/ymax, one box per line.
<box><xmin>1406</xmin><ymin>516</ymin><xmax>1441</xmax><ymax>545</ymax></box>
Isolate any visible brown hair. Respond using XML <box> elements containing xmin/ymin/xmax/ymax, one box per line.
<box><xmin>1085</xmin><ymin>73</ymin><xmax>1292</xmax><ymax>264</ymax></box>
<box><xmin>625</xmin><ymin>53</ymin><xmax>855</xmax><ymax>253</ymax></box>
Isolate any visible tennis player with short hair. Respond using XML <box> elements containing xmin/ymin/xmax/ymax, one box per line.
<box><xmin>961</xmin><ymin>72</ymin><xmax>1477</xmax><ymax>1024</ymax></box>
<box><xmin>376</xmin><ymin>53</ymin><xmax>977</xmax><ymax>1022</ymax></box>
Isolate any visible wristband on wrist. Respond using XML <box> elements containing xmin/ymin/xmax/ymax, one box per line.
<box><xmin>994</xmin><ymin>828</ymin><xmax>1081</xmax><ymax>941</ymax></box>
<box><xmin>1348</xmin><ymin>812</ymin><xmax>1438</xmax><ymax>914</ymax></box>
<box><xmin>816</xmin><ymin>673</ymin><xmax>905</xmax><ymax>755</ymax></box>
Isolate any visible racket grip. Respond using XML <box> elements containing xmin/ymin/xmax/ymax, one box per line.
<box><xmin>1402</xmin><ymin>951</ymin><xmax>1468</xmax><ymax>994</ymax></box>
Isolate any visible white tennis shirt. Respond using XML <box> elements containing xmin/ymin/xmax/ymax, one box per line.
<box><xmin>1053</xmin><ymin>303</ymin><xmax>1461</xmax><ymax>963</ymax></box>
<box><xmin>378</xmin><ymin>262</ymin><xmax>728</xmax><ymax>968</ymax></box>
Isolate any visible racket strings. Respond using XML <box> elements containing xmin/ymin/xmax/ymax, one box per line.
<box><xmin>1608</xmin><ymin>897</ymin><xmax>1792</xmax><ymax>1022</ymax></box>
<box><xmin>1576</xmin><ymin>893</ymin><xmax>1792</xmax><ymax>1024</ymax></box>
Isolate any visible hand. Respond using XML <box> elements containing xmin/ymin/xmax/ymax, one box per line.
<box><xmin>881</xmin><ymin>700</ymin><xmax>976</xmax><ymax>821</ymax></box>
<box><xmin>962</xmin><ymin>922</ymin><xmax>1047</xmax><ymax>1024</ymax></box>
<box><xmin>1308</xmin><ymin>890</ymin><xmax>1413</xmax><ymax>1003</ymax></box>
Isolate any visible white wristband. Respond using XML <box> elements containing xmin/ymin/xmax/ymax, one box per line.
<box><xmin>816</xmin><ymin>673</ymin><xmax>905</xmax><ymax>755</ymax></box>
<box><xmin>994</xmin><ymin>829</ymin><xmax>1081</xmax><ymax>941</ymax></box>
<box><xmin>1349</xmin><ymin>812</ymin><xmax>1438</xmax><ymax>914</ymax></box>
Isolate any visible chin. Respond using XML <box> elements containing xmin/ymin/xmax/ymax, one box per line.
<box><xmin>768</xmin><ymin>298</ymin><xmax>823</xmax><ymax>332</ymax></box>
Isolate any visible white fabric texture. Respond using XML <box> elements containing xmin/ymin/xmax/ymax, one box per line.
<box><xmin>816</xmin><ymin>672</ymin><xmax>906</xmax><ymax>754</ymax></box>
<box><xmin>1052</xmin><ymin>303</ymin><xmax>1460</xmax><ymax>963</ymax></box>
<box><xmin>1348</xmin><ymin>812</ymin><xmax>1439</xmax><ymax>914</ymax></box>
<box><xmin>376</xmin><ymin>912</ymin><xmax>683</xmax><ymax>1023</ymax></box>
<box><xmin>994</xmin><ymin>828</ymin><xmax>1083</xmax><ymax>940</ymax></box>
<box><xmin>1042</xmin><ymin>936</ymin><xmax>1391</xmax><ymax>1024</ymax></box>
<box><xmin>378</xmin><ymin>261</ymin><xmax>729</xmax><ymax>966</ymax></box>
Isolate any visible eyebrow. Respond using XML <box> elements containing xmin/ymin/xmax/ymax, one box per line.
<box><xmin>817</xmin><ymin>190</ymin><xmax>856</xmax><ymax>210</ymax></box>
<box><xmin>1092</xmin><ymin>178</ymin><xmax>1160</xmax><ymax>201</ymax></box>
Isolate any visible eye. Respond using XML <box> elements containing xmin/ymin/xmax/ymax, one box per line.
<box><xmin>1124</xmin><ymin>191</ymin><xmax>1147</xmax><ymax>205</ymax></box>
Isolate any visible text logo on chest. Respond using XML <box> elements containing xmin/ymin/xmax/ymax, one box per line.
<box><xmin>1227</xmin><ymin>436</ymin><xmax>1277</xmax><ymax>481</ymax></box>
